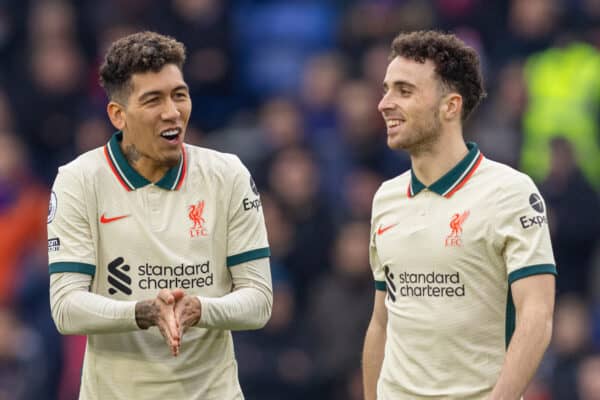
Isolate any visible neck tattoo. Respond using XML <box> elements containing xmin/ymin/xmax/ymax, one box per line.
<box><xmin>124</xmin><ymin>144</ymin><xmax>141</xmax><ymax>165</ymax></box>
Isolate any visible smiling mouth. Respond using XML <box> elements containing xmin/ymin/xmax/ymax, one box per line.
<box><xmin>386</xmin><ymin>119</ymin><xmax>405</xmax><ymax>129</ymax></box>
<box><xmin>160</xmin><ymin>128</ymin><xmax>182</xmax><ymax>144</ymax></box>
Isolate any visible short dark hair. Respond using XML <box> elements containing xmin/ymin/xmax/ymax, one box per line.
<box><xmin>99</xmin><ymin>31</ymin><xmax>186</xmax><ymax>102</ymax></box>
<box><xmin>390</xmin><ymin>30</ymin><xmax>486</xmax><ymax>121</ymax></box>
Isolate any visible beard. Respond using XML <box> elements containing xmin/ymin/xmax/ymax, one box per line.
<box><xmin>388</xmin><ymin>104</ymin><xmax>442</xmax><ymax>156</ymax></box>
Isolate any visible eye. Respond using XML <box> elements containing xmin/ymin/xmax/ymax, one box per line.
<box><xmin>400</xmin><ymin>89</ymin><xmax>411</xmax><ymax>97</ymax></box>
<box><xmin>175</xmin><ymin>92</ymin><xmax>188</xmax><ymax>100</ymax></box>
<box><xmin>144</xmin><ymin>97</ymin><xmax>159</xmax><ymax>105</ymax></box>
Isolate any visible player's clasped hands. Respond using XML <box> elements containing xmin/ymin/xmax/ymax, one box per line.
<box><xmin>143</xmin><ymin>288</ymin><xmax>202</xmax><ymax>357</ymax></box>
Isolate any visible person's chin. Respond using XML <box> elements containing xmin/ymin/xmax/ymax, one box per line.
<box><xmin>387</xmin><ymin>134</ymin><xmax>409</xmax><ymax>151</ymax></box>
<box><xmin>161</xmin><ymin>149</ymin><xmax>183</xmax><ymax>168</ymax></box>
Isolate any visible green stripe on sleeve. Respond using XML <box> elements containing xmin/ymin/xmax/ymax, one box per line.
<box><xmin>505</xmin><ymin>288</ymin><xmax>516</xmax><ymax>348</ymax></box>
<box><xmin>49</xmin><ymin>262</ymin><xmax>96</xmax><ymax>276</ymax></box>
<box><xmin>374</xmin><ymin>280</ymin><xmax>387</xmax><ymax>291</ymax></box>
<box><xmin>226</xmin><ymin>247</ymin><xmax>271</xmax><ymax>267</ymax></box>
<box><xmin>508</xmin><ymin>264</ymin><xmax>557</xmax><ymax>284</ymax></box>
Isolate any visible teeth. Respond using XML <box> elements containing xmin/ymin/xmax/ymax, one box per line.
<box><xmin>387</xmin><ymin>120</ymin><xmax>401</xmax><ymax>128</ymax></box>
<box><xmin>161</xmin><ymin>129</ymin><xmax>179</xmax><ymax>139</ymax></box>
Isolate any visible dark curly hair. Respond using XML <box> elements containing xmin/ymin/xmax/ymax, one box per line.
<box><xmin>390</xmin><ymin>30</ymin><xmax>486</xmax><ymax>121</ymax></box>
<box><xmin>99</xmin><ymin>31</ymin><xmax>186</xmax><ymax>102</ymax></box>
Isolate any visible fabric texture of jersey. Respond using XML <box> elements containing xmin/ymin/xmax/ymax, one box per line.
<box><xmin>48</xmin><ymin>132</ymin><xmax>270</xmax><ymax>400</ymax></box>
<box><xmin>369</xmin><ymin>142</ymin><xmax>556</xmax><ymax>399</ymax></box>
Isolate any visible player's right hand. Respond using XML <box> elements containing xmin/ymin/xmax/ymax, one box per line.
<box><xmin>135</xmin><ymin>289</ymin><xmax>185</xmax><ymax>356</ymax></box>
<box><xmin>156</xmin><ymin>289</ymin><xmax>185</xmax><ymax>356</ymax></box>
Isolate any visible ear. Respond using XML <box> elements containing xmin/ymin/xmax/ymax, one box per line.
<box><xmin>107</xmin><ymin>101</ymin><xmax>126</xmax><ymax>131</ymax></box>
<box><xmin>441</xmin><ymin>93</ymin><xmax>463</xmax><ymax>121</ymax></box>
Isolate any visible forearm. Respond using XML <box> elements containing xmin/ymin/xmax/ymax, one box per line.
<box><xmin>50</xmin><ymin>273</ymin><xmax>138</xmax><ymax>335</ymax></box>
<box><xmin>363</xmin><ymin>321</ymin><xmax>386</xmax><ymax>400</ymax></box>
<box><xmin>197</xmin><ymin>258</ymin><xmax>272</xmax><ymax>330</ymax></box>
<box><xmin>197</xmin><ymin>286</ymin><xmax>271</xmax><ymax>330</ymax></box>
<box><xmin>489</xmin><ymin>312</ymin><xmax>553</xmax><ymax>400</ymax></box>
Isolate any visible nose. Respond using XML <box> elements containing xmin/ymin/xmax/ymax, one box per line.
<box><xmin>161</xmin><ymin>98</ymin><xmax>181</xmax><ymax>120</ymax></box>
<box><xmin>378</xmin><ymin>92</ymin><xmax>394</xmax><ymax>113</ymax></box>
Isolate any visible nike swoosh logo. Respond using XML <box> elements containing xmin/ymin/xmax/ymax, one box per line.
<box><xmin>100</xmin><ymin>213</ymin><xmax>130</xmax><ymax>224</ymax></box>
<box><xmin>377</xmin><ymin>223</ymin><xmax>397</xmax><ymax>235</ymax></box>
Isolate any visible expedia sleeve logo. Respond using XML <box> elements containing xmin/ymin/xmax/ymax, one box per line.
<box><xmin>243</xmin><ymin>175</ymin><xmax>262</xmax><ymax>212</ymax></box>
<box><xmin>529</xmin><ymin>193</ymin><xmax>544</xmax><ymax>213</ymax></box>
<box><xmin>250</xmin><ymin>176</ymin><xmax>259</xmax><ymax>195</ymax></box>
<box><xmin>243</xmin><ymin>197</ymin><xmax>262</xmax><ymax>212</ymax></box>
<box><xmin>519</xmin><ymin>193</ymin><xmax>548</xmax><ymax>229</ymax></box>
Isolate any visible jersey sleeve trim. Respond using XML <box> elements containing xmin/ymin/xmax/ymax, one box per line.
<box><xmin>227</xmin><ymin>247</ymin><xmax>270</xmax><ymax>267</ymax></box>
<box><xmin>508</xmin><ymin>264</ymin><xmax>557</xmax><ymax>284</ymax></box>
<box><xmin>49</xmin><ymin>262</ymin><xmax>96</xmax><ymax>276</ymax></box>
<box><xmin>374</xmin><ymin>280</ymin><xmax>387</xmax><ymax>291</ymax></box>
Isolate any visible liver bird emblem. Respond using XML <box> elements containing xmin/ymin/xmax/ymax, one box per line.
<box><xmin>449</xmin><ymin>210</ymin><xmax>470</xmax><ymax>237</ymax></box>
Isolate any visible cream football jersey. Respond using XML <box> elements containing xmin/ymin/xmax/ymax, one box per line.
<box><xmin>48</xmin><ymin>132</ymin><xmax>270</xmax><ymax>400</ymax></box>
<box><xmin>369</xmin><ymin>143</ymin><xmax>556</xmax><ymax>399</ymax></box>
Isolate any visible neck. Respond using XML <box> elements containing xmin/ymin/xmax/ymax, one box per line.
<box><xmin>120</xmin><ymin>141</ymin><xmax>172</xmax><ymax>183</ymax></box>
<box><xmin>410</xmin><ymin>127</ymin><xmax>467</xmax><ymax>186</ymax></box>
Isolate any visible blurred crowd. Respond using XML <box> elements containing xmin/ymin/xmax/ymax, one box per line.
<box><xmin>0</xmin><ymin>0</ymin><xmax>599</xmax><ymax>399</ymax></box>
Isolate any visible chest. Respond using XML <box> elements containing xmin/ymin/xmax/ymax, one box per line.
<box><xmin>95</xmin><ymin>184</ymin><xmax>227</xmax><ymax>253</ymax></box>
<box><xmin>374</xmin><ymin>190</ymin><xmax>498</xmax><ymax>273</ymax></box>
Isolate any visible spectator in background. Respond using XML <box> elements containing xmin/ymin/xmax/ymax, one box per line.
<box><xmin>253</xmin><ymin>97</ymin><xmax>308</xmax><ymax>188</ymax></box>
<box><xmin>469</xmin><ymin>61</ymin><xmax>527</xmax><ymax>168</ymax></box>
<box><xmin>267</xmin><ymin>146</ymin><xmax>334</xmax><ymax>308</ymax></box>
<box><xmin>550</xmin><ymin>294</ymin><xmax>593</xmax><ymax>399</ymax></box>
<box><xmin>300</xmin><ymin>51</ymin><xmax>347</xmax><ymax>137</ymax></box>
<box><xmin>493</xmin><ymin>0</ymin><xmax>562</xmax><ymax>64</ymax></box>
<box><xmin>73</xmin><ymin>115</ymin><xmax>113</xmax><ymax>155</ymax></box>
<box><xmin>0</xmin><ymin>307</ymin><xmax>46</xmax><ymax>400</ymax></box>
<box><xmin>236</xmin><ymin>273</ymin><xmax>313</xmax><ymax>400</ymax></box>
<box><xmin>521</xmin><ymin>40</ymin><xmax>600</xmax><ymax>189</ymax></box>
<box><xmin>0</xmin><ymin>89</ymin><xmax>14</xmax><ymax>131</ymax></box>
<box><xmin>11</xmin><ymin>1</ymin><xmax>89</xmax><ymax>182</ymax></box>
<box><xmin>307</xmin><ymin>220</ymin><xmax>373</xmax><ymax>399</ymax></box>
<box><xmin>577</xmin><ymin>353</ymin><xmax>600</xmax><ymax>400</ymax></box>
<box><xmin>541</xmin><ymin>137</ymin><xmax>600</xmax><ymax>297</ymax></box>
<box><xmin>0</xmin><ymin>132</ymin><xmax>48</xmax><ymax>306</ymax></box>
<box><xmin>342</xmin><ymin>168</ymin><xmax>383</xmax><ymax>222</ymax></box>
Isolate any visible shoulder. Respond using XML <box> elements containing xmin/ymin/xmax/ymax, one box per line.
<box><xmin>55</xmin><ymin>146</ymin><xmax>106</xmax><ymax>183</ymax></box>
<box><xmin>479</xmin><ymin>158</ymin><xmax>539</xmax><ymax>194</ymax></box>
<box><xmin>183</xmin><ymin>145</ymin><xmax>251</xmax><ymax>192</ymax></box>
<box><xmin>185</xmin><ymin>144</ymin><xmax>247</xmax><ymax>176</ymax></box>
<box><xmin>479</xmin><ymin>159</ymin><xmax>544</xmax><ymax>218</ymax></box>
<box><xmin>374</xmin><ymin>170</ymin><xmax>411</xmax><ymax>202</ymax></box>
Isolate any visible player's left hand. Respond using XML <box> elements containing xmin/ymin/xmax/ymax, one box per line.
<box><xmin>172</xmin><ymin>289</ymin><xmax>202</xmax><ymax>350</ymax></box>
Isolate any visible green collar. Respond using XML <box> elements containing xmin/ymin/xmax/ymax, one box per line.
<box><xmin>104</xmin><ymin>131</ymin><xmax>187</xmax><ymax>191</ymax></box>
<box><xmin>408</xmin><ymin>142</ymin><xmax>483</xmax><ymax>198</ymax></box>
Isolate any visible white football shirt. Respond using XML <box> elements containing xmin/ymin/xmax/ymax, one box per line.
<box><xmin>48</xmin><ymin>132</ymin><xmax>270</xmax><ymax>400</ymax></box>
<box><xmin>370</xmin><ymin>142</ymin><xmax>556</xmax><ymax>399</ymax></box>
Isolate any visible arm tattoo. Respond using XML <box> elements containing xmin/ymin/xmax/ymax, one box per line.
<box><xmin>124</xmin><ymin>144</ymin><xmax>141</xmax><ymax>164</ymax></box>
<box><xmin>135</xmin><ymin>300</ymin><xmax>158</xmax><ymax>329</ymax></box>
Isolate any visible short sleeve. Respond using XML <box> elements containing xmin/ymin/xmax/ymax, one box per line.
<box><xmin>225</xmin><ymin>157</ymin><xmax>270</xmax><ymax>267</ymax></box>
<box><xmin>494</xmin><ymin>174</ymin><xmax>556</xmax><ymax>284</ymax></box>
<box><xmin>47</xmin><ymin>167</ymin><xmax>96</xmax><ymax>276</ymax></box>
<box><xmin>370</xmin><ymin>193</ymin><xmax>386</xmax><ymax>291</ymax></box>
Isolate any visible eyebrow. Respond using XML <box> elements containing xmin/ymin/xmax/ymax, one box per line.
<box><xmin>138</xmin><ymin>84</ymin><xmax>190</xmax><ymax>102</ymax></box>
<box><xmin>383</xmin><ymin>80</ymin><xmax>417</xmax><ymax>90</ymax></box>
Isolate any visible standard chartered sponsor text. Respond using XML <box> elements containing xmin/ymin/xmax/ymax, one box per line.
<box><xmin>397</xmin><ymin>271</ymin><xmax>465</xmax><ymax>297</ymax></box>
<box><xmin>137</xmin><ymin>261</ymin><xmax>214</xmax><ymax>289</ymax></box>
